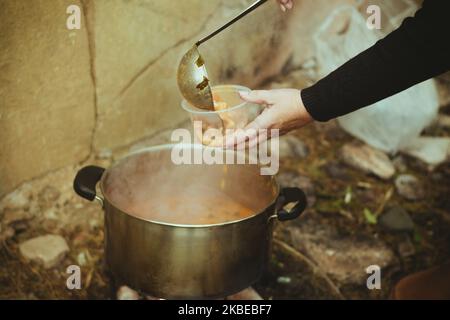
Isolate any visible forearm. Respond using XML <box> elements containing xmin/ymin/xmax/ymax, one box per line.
<box><xmin>301</xmin><ymin>0</ymin><xmax>450</xmax><ymax>122</ymax></box>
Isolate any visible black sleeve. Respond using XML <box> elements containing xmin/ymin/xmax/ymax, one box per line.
<box><xmin>301</xmin><ymin>0</ymin><xmax>450</xmax><ymax>122</ymax></box>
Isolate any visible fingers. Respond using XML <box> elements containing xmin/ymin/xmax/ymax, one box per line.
<box><xmin>224</xmin><ymin>126</ymin><xmax>273</xmax><ymax>150</ymax></box>
<box><xmin>225</xmin><ymin>128</ymin><xmax>257</xmax><ymax>149</ymax></box>
<box><xmin>224</xmin><ymin>109</ymin><xmax>274</xmax><ymax>148</ymax></box>
<box><xmin>247</xmin><ymin>129</ymin><xmax>268</xmax><ymax>150</ymax></box>
<box><xmin>278</xmin><ymin>0</ymin><xmax>293</xmax><ymax>12</ymax></box>
<box><xmin>285</xmin><ymin>0</ymin><xmax>293</xmax><ymax>10</ymax></box>
<box><xmin>244</xmin><ymin>109</ymin><xmax>272</xmax><ymax>130</ymax></box>
<box><xmin>224</xmin><ymin>129</ymin><xmax>262</xmax><ymax>150</ymax></box>
<box><xmin>239</xmin><ymin>90</ymin><xmax>272</xmax><ymax>105</ymax></box>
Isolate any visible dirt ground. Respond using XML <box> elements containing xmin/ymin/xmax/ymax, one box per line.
<box><xmin>256</xmin><ymin>113</ymin><xmax>450</xmax><ymax>300</ymax></box>
<box><xmin>1</xmin><ymin>77</ymin><xmax>449</xmax><ymax>300</ymax></box>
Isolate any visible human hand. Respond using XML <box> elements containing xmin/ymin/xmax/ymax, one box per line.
<box><xmin>276</xmin><ymin>0</ymin><xmax>294</xmax><ymax>12</ymax></box>
<box><xmin>225</xmin><ymin>89</ymin><xmax>313</xmax><ymax>148</ymax></box>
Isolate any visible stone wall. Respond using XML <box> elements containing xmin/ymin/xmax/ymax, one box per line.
<box><xmin>87</xmin><ymin>0</ymin><xmax>300</xmax><ymax>152</ymax></box>
<box><xmin>0</xmin><ymin>0</ymin><xmax>95</xmax><ymax>196</ymax></box>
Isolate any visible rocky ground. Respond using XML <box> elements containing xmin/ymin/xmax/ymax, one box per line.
<box><xmin>1</xmin><ymin>69</ymin><xmax>449</xmax><ymax>300</ymax></box>
<box><xmin>256</xmin><ymin>117</ymin><xmax>450</xmax><ymax>299</ymax></box>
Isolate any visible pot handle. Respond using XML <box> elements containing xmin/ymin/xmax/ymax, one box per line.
<box><xmin>73</xmin><ymin>166</ymin><xmax>105</xmax><ymax>206</ymax></box>
<box><xmin>274</xmin><ymin>187</ymin><xmax>307</xmax><ymax>221</ymax></box>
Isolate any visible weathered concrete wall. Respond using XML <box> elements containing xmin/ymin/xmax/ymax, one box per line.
<box><xmin>0</xmin><ymin>0</ymin><xmax>95</xmax><ymax>196</ymax></box>
<box><xmin>88</xmin><ymin>0</ymin><xmax>299</xmax><ymax>152</ymax></box>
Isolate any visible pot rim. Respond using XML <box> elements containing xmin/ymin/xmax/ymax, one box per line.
<box><xmin>99</xmin><ymin>143</ymin><xmax>280</xmax><ymax>228</ymax></box>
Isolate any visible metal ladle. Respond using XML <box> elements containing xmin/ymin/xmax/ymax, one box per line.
<box><xmin>177</xmin><ymin>0</ymin><xmax>269</xmax><ymax>111</ymax></box>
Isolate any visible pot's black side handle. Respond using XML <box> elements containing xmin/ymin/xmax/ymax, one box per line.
<box><xmin>73</xmin><ymin>166</ymin><xmax>105</xmax><ymax>204</ymax></box>
<box><xmin>275</xmin><ymin>187</ymin><xmax>307</xmax><ymax>221</ymax></box>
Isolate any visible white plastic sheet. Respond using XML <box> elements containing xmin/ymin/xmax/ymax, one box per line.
<box><xmin>313</xmin><ymin>5</ymin><xmax>439</xmax><ymax>154</ymax></box>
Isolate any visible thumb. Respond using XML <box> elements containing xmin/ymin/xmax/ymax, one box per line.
<box><xmin>239</xmin><ymin>90</ymin><xmax>271</xmax><ymax>105</ymax></box>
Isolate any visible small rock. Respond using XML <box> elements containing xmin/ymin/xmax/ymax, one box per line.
<box><xmin>392</xmin><ymin>156</ymin><xmax>408</xmax><ymax>173</ymax></box>
<box><xmin>324</xmin><ymin>161</ymin><xmax>351</xmax><ymax>180</ymax></box>
<box><xmin>395</xmin><ymin>175</ymin><xmax>425</xmax><ymax>201</ymax></box>
<box><xmin>436</xmin><ymin>114</ymin><xmax>450</xmax><ymax>129</ymax></box>
<box><xmin>0</xmin><ymin>226</ymin><xmax>15</xmax><ymax>242</ymax></box>
<box><xmin>89</xmin><ymin>218</ymin><xmax>101</xmax><ymax>229</ymax></box>
<box><xmin>19</xmin><ymin>234</ymin><xmax>69</xmax><ymax>269</ymax></box>
<box><xmin>41</xmin><ymin>219</ymin><xmax>58</xmax><ymax>231</ymax></box>
<box><xmin>227</xmin><ymin>287</ymin><xmax>263</xmax><ymax>300</ymax></box>
<box><xmin>327</xmin><ymin>129</ymin><xmax>349</xmax><ymax>141</ymax></box>
<box><xmin>77</xmin><ymin>252</ymin><xmax>88</xmax><ymax>266</ymax></box>
<box><xmin>341</xmin><ymin>142</ymin><xmax>395</xmax><ymax>180</ymax></box>
<box><xmin>2</xmin><ymin>208</ymin><xmax>33</xmax><ymax>229</ymax></box>
<box><xmin>117</xmin><ymin>286</ymin><xmax>140</xmax><ymax>300</ymax></box>
<box><xmin>74</xmin><ymin>203</ymin><xmax>84</xmax><ymax>209</ymax></box>
<box><xmin>0</xmin><ymin>186</ymin><xmax>31</xmax><ymax>210</ymax></box>
<box><xmin>27</xmin><ymin>201</ymin><xmax>40</xmax><ymax>216</ymax></box>
<box><xmin>43</xmin><ymin>208</ymin><xmax>58</xmax><ymax>220</ymax></box>
<box><xmin>318</xmin><ymin>120</ymin><xmax>348</xmax><ymax>140</ymax></box>
<box><xmin>379</xmin><ymin>207</ymin><xmax>415</xmax><ymax>232</ymax></box>
<box><xmin>146</xmin><ymin>295</ymin><xmax>165</xmax><ymax>300</ymax></box>
<box><xmin>277</xmin><ymin>171</ymin><xmax>316</xmax><ymax>207</ymax></box>
<box><xmin>398</xmin><ymin>236</ymin><xmax>416</xmax><ymax>258</ymax></box>
<box><xmin>26</xmin><ymin>293</ymin><xmax>39</xmax><ymax>300</ymax></box>
<box><xmin>277</xmin><ymin>276</ymin><xmax>292</xmax><ymax>284</ymax></box>
<box><xmin>431</xmin><ymin>172</ymin><xmax>444</xmax><ymax>182</ymax></box>
<box><xmin>72</xmin><ymin>231</ymin><xmax>90</xmax><ymax>247</ymax></box>
<box><xmin>278</xmin><ymin>135</ymin><xmax>309</xmax><ymax>159</ymax></box>
<box><xmin>38</xmin><ymin>186</ymin><xmax>61</xmax><ymax>206</ymax></box>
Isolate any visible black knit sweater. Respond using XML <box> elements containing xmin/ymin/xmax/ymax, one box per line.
<box><xmin>301</xmin><ymin>0</ymin><xmax>450</xmax><ymax>122</ymax></box>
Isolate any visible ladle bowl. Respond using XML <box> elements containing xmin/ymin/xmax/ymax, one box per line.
<box><xmin>177</xmin><ymin>45</ymin><xmax>214</xmax><ymax>111</ymax></box>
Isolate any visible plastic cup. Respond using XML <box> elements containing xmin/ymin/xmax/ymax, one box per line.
<box><xmin>181</xmin><ymin>85</ymin><xmax>263</xmax><ymax>147</ymax></box>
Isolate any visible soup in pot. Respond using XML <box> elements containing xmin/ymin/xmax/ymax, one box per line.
<box><xmin>102</xmin><ymin>149</ymin><xmax>277</xmax><ymax>226</ymax></box>
<box><xmin>128</xmin><ymin>188</ymin><xmax>255</xmax><ymax>225</ymax></box>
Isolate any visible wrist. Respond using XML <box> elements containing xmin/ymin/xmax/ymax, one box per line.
<box><xmin>297</xmin><ymin>90</ymin><xmax>314</xmax><ymax>123</ymax></box>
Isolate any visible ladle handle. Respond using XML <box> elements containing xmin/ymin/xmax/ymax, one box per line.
<box><xmin>73</xmin><ymin>166</ymin><xmax>105</xmax><ymax>206</ymax></box>
<box><xmin>275</xmin><ymin>187</ymin><xmax>307</xmax><ymax>222</ymax></box>
<box><xmin>196</xmin><ymin>0</ymin><xmax>269</xmax><ymax>46</ymax></box>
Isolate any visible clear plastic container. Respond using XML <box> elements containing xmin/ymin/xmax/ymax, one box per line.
<box><xmin>181</xmin><ymin>85</ymin><xmax>263</xmax><ymax>147</ymax></box>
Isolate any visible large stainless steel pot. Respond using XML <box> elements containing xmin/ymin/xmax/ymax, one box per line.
<box><xmin>73</xmin><ymin>144</ymin><xmax>306</xmax><ymax>299</ymax></box>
